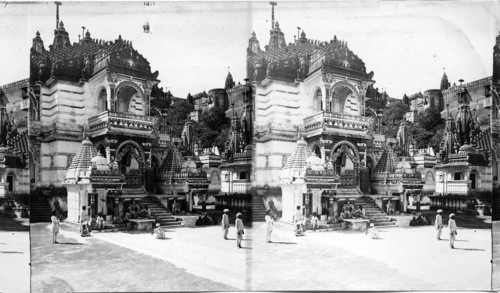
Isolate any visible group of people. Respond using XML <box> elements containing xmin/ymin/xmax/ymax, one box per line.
<box><xmin>195</xmin><ymin>214</ymin><xmax>217</xmax><ymax>226</ymax></box>
<box><xmin>410</xmin><ymin>214</ymin><xmax>431</xmax><ymax>226</ymax></box>
<box><xmin>221</xmin><ymin>209</ymin><xmax>245</xmax><ymax>248</ymax></box>
<box><xmin>435</xmin><ymin>209</ymin><xmax>458</xmax><ymax>249</ymax></box>
<box><xmin>121</xmin><ymin>201</ymin><xmax>152</xmax><ymax>223</ymax></box>
<box><xmin>336</xmin><ymin>202</ymin><xmax>367</xmax><ymax>222</ymax></box>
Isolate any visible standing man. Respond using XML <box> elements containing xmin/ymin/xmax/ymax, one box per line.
<box><xmin>79</xmin><ymin>206</ymin><xmax>87</xmax><ymax>233</ymax></box>
<box><xmin>265</xmin><ymin>210</ymin><xmax>274</xmax><ymax>243</ymax></box>
<box><xmin>222</xmin><ymin>209</ymin><xmax>230</xmax><ymax>240</ymax></box>
<box><xmin>293</xmin><ymin>205</ymin><xmax>303</xmax><ymax>236</ymax></box>
<box><xmin>448</xmin><ymin>213</ymin><xmax>457</xmax><ymax>249</ymax></box>
<box><xmin>435</xmin><ymin>209</ymin><xmax>443</xmax><ymax>240</ymax></box>
<box><xmin>235</xmin><ymin>213</ymin><xmax>244</xmax><ymax>248</ymax></box>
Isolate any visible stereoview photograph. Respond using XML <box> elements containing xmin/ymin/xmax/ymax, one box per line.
<box><xmin>0</xmin><ymin>1</ymin><xmax>499</xmax><ymax>292</ymax></box>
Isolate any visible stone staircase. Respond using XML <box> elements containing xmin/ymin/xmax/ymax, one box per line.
<box><xmin>251</xmin><ymin>195</ymin><xmax>267</xmax><ymax>222</ymax></box>
<box><xmin>9</xmin><ymin>194</ymin><xmax>29</xmax><ymax>212</ymax></box>
<box><xmin>355</xmin><ymin>197</ymin><xmax>396</xmax><ymax>227</ymax></box>
<box><xmin>137</xmin><ymin>196</ymin><xmax>182</xmax><ymax>227</ymax></box>
<box><xmin>336</xmin><ymin>187</ymin><xmax>363</xmax><ymax>198</ymax></box>
<box><xmin>30</xmin><ymin>196</ymin><xmax>53</xmax><ymax>223</ymax></box>
<box><xmin>121</xmin><ymin>187</ymin><xmax>148</xmax><ymax>198</ymax></box>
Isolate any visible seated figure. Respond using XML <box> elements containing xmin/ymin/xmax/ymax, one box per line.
<box><xmin>366</xmin><ymin>223</ymin><xmax>380</xmax><ymax>239</ymax></box>
<box><xmin>152</xmin><ymin>223</ymin><xmax>165</xmax><ymax>239</ymax></box>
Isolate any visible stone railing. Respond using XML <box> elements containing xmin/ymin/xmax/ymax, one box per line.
<box><xmin>305</xmin><ymin>169</ymin><xmax>337</xmax><ymax>177</ymax></box>
<box><xmin>304</xmin><ymin>111</ymin><xmax>372</xmax><ymax>133</ymax></box>
<box><xmin>444</xmin><ymin>181</ymin><xmax>468</xmax><ymax>195</ymax></box>
<box><xmin>88</xmin><ymin>111</ymin><xmax>157</xmax><ymax>133</ymax></box>
<box><xmin>229</xmin><ymin>181</ymin><xmax>252</xmax><ymax>194</ymax></box>
<box><xmin>339</xmin><ymin>174</ymin><xmax>355</xmax><ymax>186</ymax></box>
<box><xmin>172</xmin><ymin>171</ymin><xmax>209</xmax><ymax>181</ymax></box>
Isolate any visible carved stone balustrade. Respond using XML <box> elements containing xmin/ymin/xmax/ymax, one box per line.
<box><xmin>304</xmin><ymin>111</ymin><xmax>372</xmax><ymax>135</ymax></box>
<box><xmin>88</xmin><ymin>111</ymin><xmax>157</xmax><ymax>137</ymax></box>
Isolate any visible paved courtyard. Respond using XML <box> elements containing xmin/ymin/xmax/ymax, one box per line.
<box><xmin>31</xmin><ymin>222</ymin><xmax>250</xmax><ymax>292</ymax></box>
<box><xmin>249</xmin><ymin>220</ymin><xmax>491</xmax><ymax>291</ymax></box>
<box><xmin>493</xmin><ymin>221</ymin><xmax>500</xmax><ymax>290</ymax></box>
<box><xmin>31</xmin><ymin>217</ymin><xmax>491</xmax><ymax>291</ymax></box>
<box><xmin>0</xmin><ymin>216</ymin><xmax>30</xmax><ymax>293</ymax></box>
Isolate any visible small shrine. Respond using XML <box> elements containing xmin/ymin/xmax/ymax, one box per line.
<box><xmin>64</xmin><ymin>138</ymin><xmax>125</xmax><ymax>223</ymax></box>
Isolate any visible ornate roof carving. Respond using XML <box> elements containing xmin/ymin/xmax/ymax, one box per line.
<box><xmin>30</xmin><ymin>30</ymin><xmax>158</xmax><ymax>84</ymax></box>
<box><xmin>247</xmin><ymin>31</ymin><xmax>372</xmax><ymax>83</ymax></box>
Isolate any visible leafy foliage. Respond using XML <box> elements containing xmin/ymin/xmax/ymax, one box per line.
<box><xmin>382</xmin><ymin>100</ymin><xmax>410</xmax><ymax>138</ymax></box>
<box><xmin>166</xmin><ymin>99</ymin><xmax>194</xmax><ymax>137</ymax></box>
<box><xmin>409</xmin><ymin>107</ymin><xmax>445</xmax><ymax>149</ymax></box>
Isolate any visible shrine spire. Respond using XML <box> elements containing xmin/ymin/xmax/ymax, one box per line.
<box><xmin>55</xmin><ymin>1</ymin><xmax>62</xmax><ymax>29</ymax></box>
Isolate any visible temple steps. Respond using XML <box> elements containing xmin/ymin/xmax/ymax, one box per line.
<box><xmin>30</xmin><ymin>196</ymin><xmax>53</xmax><ymax>223</ymax></box>
<box><xmin>136</xmin><ymin>197</ymin><xmax>182</xmax><ymax>227</ymax></box>
<box><xmin>347</xmin><ymin>197</ymin><xmax>396</xmax><ymax>227</ymax></box>
<box><xmin>251</xmin><ymin>195</ymin><xmax>267</xmax><ymax>222</ymax></box>
<box><xmin>335</xmin><ymin>187</ymin><xmax>364</xmax><ymax>197</ymax></box>
<box><xmin>120</xmin><ymin>187</ymin><xmax>148</xmax><ymax>198</ymax></box>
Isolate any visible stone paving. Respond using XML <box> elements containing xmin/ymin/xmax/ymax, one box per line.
<box><xmin>30</xmin><ymin>222</ymin><xmax>243</xmax><ymax>292</ymax></box>
<box><xmin>0</xmin><ymin>217</ymin><xmax>30</xmax><ymax>293</ymax></box>
<box><xmin>249</xmin><ymin>220</ymin><xmax>491</xmax><ymax>291</ymax></box>
<box><xmin>493</xmin><ymin>221</ymin><xmax>500</xmax><ymax>290</ymax></box>
<box><xmin>30</xmin><ymin>218</ymin><xmax>492</xmax><ymax>291</ymax></box>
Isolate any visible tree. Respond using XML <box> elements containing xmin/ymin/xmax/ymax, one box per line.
<box><xmin>402</xmin><ymin>94</ymin><xmax>409</xmax><ymax>106</ymax></box>
<box><xmin>382</xmin><ymin>100</ymin><xmax>410</xmax><ymax>138</ymax></box>
<box><xmin>191</xmin><ymin>106</ymin><xmax>231</xmax><ymax>152</ymax></box>
<box><xmin>416</xmin><ymin>106</ymin><xmax>444</xmax><ymax>131</ymax></box>
<box><xmin>186</xmin><ymin>93</ymin><xmax>194</xmax><ymax>105</ymax></box>
<box><xmin>409</xmin><ymin>107</ymin><xmax>445</xmax><ymax>150</ymax></box>
<box><xmin>167</xmin><ymin>99</ymin><xmax>194</xmax><ymax>137</ymax></box>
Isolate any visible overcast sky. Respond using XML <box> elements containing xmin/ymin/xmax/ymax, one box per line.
<box><xmin>0</xmin><ymin>1</ymin><xmax>499</xmax><ymax>99</ymax></box>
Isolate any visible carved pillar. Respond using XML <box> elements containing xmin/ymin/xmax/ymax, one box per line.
<box><xmin>106</xmin><ymin>146</ymin><xmax>111</xmax><ymax>163</ymax></box>
<box><xmin>144</xmin><ymin>91</ymin><xmax>151</xmax><ymax>116</ymax></box>
<box><xmin>320</xmin><ymin>146</ymin><xmax>326</xmax><ymax>165</ymax></box>
<box><xmin>321</xmin><ymin>86</ymin><xmax>327</xmax><ymax>111</ymax></box>
<box><xmin>109</xmin><ymin>84</ymin><xmax>116</xmax><ymax>112</ymax></box>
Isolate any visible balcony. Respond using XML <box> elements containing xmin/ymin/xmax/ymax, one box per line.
<box><xmin>88</xmin><ymin>111</ymin><xmax>157</xmax><ymax>137</ymax></box>
<box><xmin>230</xmin><ymin>181</ymin><xmax>252</xmax><ymax>194</ymax></box>
<box><xmin>304</xmin><ymin>111</ymin><xmax>372</xmax><ymax>135</ymax></box>
<box><xmin>444</xmin><ymin>180</ymin><xmax>468</xmax><ymax>195</ymax></box>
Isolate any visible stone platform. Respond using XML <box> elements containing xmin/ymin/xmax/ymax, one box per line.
<box><xmin>344</xmin><ymin>219</ymin><xmax>369</xmax><ymax>231</ymax></box>
<box><xmin>129</xmin><ymin>219</ymin><xmax>155</xmax><ymax>231</ymax></box>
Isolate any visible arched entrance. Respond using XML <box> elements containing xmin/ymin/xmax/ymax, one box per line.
<box><xmin>115</xmin><ymin>141</ymin><xmax>146</xmax><ymax>187</ymax></box>
<box><xmin>330</xmin><ymin>81</ymin><xmax>361</xmax><ymax>115</ymax></box>
<box><xmin>470</xmin><ymin>170</ymin><xmax>479</xmax><ymax>190</ymax></box>
<box><xmin>6</xmin><ymin>172</ymin><xmax>15</xmax><ymax>194</ymax></box>
<box><xmin>330</xmin><ymin>141</ymin><xmax>360</xmax><ymax>187</ymax></box>
<box><xmin>96</xmin><ymin>87</ymin><xmax>108</xmax><ymax>113</ymax></box>
<box><xmin>115</xmin><ymin>81</ymin><xmax>146</xmax><ymax>115</ymax></box>
<box><xmin>364</xmin><ymin>108</ymin><xmax>379</xmax><ymax>133</ymax></box>
<box><xmin>366</xmin><ymin>156</ymin><xmax>375</xmax><ymax>178</ymax></box>
<box><xmin>312</xmin><ymin>88</ymin><xmax>322</xmax><ymax>113</ymax></box>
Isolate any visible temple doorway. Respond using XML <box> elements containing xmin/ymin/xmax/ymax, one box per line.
<box><xmin>330</xmin><ymin>141</ymin><xmax>360</xmax><ymax>187</ymax></box>
<box><xmin>116</xmin><ymin>142</ymin><xmax>145</xmax><ymax>187</ymax></box>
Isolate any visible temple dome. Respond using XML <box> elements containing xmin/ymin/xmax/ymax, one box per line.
<box><xmin>64</xmin><ymin>138</ymin><xmax>98</xmax><ymax>184</ymax></box>
<box><xmin>284</xmin><ymin>137</ymin><xmax>312</xmax><ymax>170</ymax></box>
<box><xmin>91</xmin><ymin>153</ymin><xmax>109</xmax><ymax>171</ymax></box>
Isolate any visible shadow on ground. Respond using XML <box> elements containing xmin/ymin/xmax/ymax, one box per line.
<box><xmin>413</xmin><ymin>212</ymin><xmax>491</xmax><ymax>230</ymax></box>
<box><xmin>0</xmin><ymin>215</ymin><xmax>29</xmax><ymax>231</ymax></box>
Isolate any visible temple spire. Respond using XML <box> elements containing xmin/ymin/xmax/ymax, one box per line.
<box><xmin>270</xmin><ymin>2</ymin><xmax>277</xmax><ymax>30</ymax></box>
<box><xmin>55</xmin><ymin>1</ymin><xmax>62</xmax><ymax>29</ymax></box>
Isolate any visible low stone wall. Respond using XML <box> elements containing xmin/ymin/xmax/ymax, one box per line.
<box><xmin>389</xmin><ymin>215</ymin><xmax>413</xmax><ymax>228</ymax></box>
<box><xmin>175</xmin><ymin>215</ymin><xmax>199</xmax><ymax>227</ymax></box>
